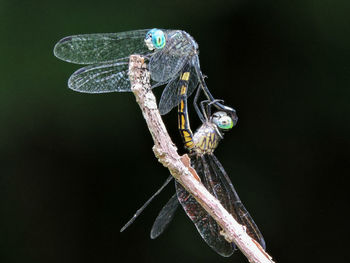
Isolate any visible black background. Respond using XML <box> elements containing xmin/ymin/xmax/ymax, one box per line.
<box><xmin>1</xmin><ymin>0</ymin><xmax>349</xmax><ymax>262</ymax></box>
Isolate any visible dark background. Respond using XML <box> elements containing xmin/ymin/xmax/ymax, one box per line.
<box><xmin>1</xmin><ymin>0</ymin><xmax>349</xmax><ymax>262</ymax></box>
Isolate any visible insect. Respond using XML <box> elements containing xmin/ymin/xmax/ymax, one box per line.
<box><xmin>53</xmin><ymin>28</ymin><xmax>235</xmax><ymax>116</ymax></box>
<box><xmin>121</xmin><ymin>65</ymin><xmax>265</xmax><ymax>257</ymax></box>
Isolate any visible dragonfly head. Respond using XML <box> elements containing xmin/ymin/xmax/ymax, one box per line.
<box><xmin>211</xmin><ymin>111</ymin><xmax>234</xmax><ymax>131</ymax></box>
<box><xmin>145</xmin><ymin>29</ymin><xmax>166</xmax><ymax>50</ymax></box>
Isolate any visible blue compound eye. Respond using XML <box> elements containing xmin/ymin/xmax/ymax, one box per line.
<box><xmin>150</xmin><ymin>29</ymin><xmax>166</xmax><ymax>49</ymax></box>
<box><xmin>145</xmin><ymin>29</ymin><xmax>166</xmax><ymax>50</ymax></box>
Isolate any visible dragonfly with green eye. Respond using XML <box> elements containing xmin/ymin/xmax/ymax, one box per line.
<box><xmin>121</xmin><ymin>65</ymin><xmax>265</xmax><ymax>257</ymax></box>
<box><xmin>54</xmin><ymin>28</ymin><xmax>236</xmax><ymax>117</ymax></box>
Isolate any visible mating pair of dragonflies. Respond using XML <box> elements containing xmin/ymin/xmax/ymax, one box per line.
<box><xmin>54</xmin><ymin>28</ymin><xmax>265</xmax><ymax>257</ymax></box>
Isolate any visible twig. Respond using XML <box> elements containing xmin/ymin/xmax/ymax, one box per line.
<box><xmin>128</xmin><ymin>55</ymin><xmax>275</xmax><ymax>263</ymax></box>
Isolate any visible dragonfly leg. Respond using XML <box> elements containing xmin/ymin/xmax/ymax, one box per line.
<box><xmin>200</xmin><ymin>99</ymin><xmax>218</xmax><ymax>121</ymax></box>
<box><xmin>200</xmin><ymin>100</ymin><xmax>210</xmax><ymax>120</ymax></box>
<box><xmin>193</xmin><ymin>84</ymin><xmax>206</xmax><ymax>123</ymax></box>
<box><xmin>204</xmin><ymin>86</ymin><xmax>237</xmax><ymax>123</ymax></box>
<box><xmin>208</xmin><ymin>99</ymin><xmax>224</xmax><ymax>105</ymax></box>
<box><xmin>202</xmin><ymin>98</ymin><xmax>227</xmax><ymax>119</ymax></box>
<box><xmin>204</xmin><ymin>98</ymin><xmax>229</xmax><ymax>115</ymax></box>
<box><xmin>201</xmin><ymin>82</ymin><xmax>238</xmax><ymax>126</ymax></box>
<box><xmin>143</xmin><ymin>54</ymin><xmax>152</xmax><ymax>60</ymax></box>
<box><xmin>194</xmin><ymin>65</ymin><xmax>237</xmax><ymax>119</ymax></box>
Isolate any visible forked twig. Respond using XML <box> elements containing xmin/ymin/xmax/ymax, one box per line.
<box><xmin>128</xmin><ymin>55</ymin><xmax>275</xmax><ymax>263</ymax></box>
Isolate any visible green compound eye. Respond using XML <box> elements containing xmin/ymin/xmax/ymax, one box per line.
<box><xmin>212</xmin><ymin>112</ymin><xmax>234</xmax><ymax>131</ymax></box>
<box><xmin>217</xmin><ymin>116</ymin><xmax>234</xmax><ymax>130</ymax></box>
<box><xmin>150</xmin><ymin>29</ymin><xmax>166</xmax><ymax>49</ymax></box>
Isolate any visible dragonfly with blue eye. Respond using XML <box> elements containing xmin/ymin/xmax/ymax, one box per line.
<box><xmin>120</xmin><ymin>65</ymin><xmax>265</xmax><ymax>257</ymax></box>
<box><xmin>54</xmin><ymin>28</ymin><xmax>236</xmax><ymax>117</ymax></box>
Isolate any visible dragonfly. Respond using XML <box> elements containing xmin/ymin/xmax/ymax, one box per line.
<box><xmin>53</xmin><ymin>28</ymin><xmax>235</xmax><ymax>116</ymax></box>
<box><xmin>121</xmin><ymin>64</ymin><xmax>265</xmax><ymax>257</ymax></box>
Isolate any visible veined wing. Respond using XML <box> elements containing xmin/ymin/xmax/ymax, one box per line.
<box><xmin>176</xmin><ymin>154</ymin><xmax>265</xmax><ymax>256</ymax></box>
<box><xmin>150</xmin><ymin>193</ymin><xmax>179</xmax><ymax>239</ymax></box>
<box><xmin>209</xmin><ymin>154</ymin><xmax>266</xmax><ymax>250</ymax></box>
<box><xmin>175</xmin><ymin>155</ymin><xmax>235</xmax><ymax>257</ymax></box>
<box><xmin>54</xmin><ymin>29</ymin><xmax>151</xmax><ymax>64</ymax></box>
<box><xmin>149</xmin><ymin>30</ymin><xmax>194</xmax><ymax>82</ymax></box>
<box><xmin>158</xmin><ymin>63</ymin><xmax>199</xmax><ymax>115</ymax></box>
<box><xmin>68</xmin><ymin>62</ymin><xmax>131</xmax><ymax>93</ymax></box>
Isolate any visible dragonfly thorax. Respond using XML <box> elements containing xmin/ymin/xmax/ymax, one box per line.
<box><xmin>192</xmin><ymin>122</ymin><xmax>222</xmax><ymax>155</ymax></box>
<box><xmin>191</xmin><ymin>111</ymin><xmax>233</xmax><ymax>155</ymax></box>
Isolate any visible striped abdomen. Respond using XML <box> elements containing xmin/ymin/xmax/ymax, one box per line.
<box><xmin>177</xmin><ymin>69</ymin><xmax>222</xmax><ymax>154</ymax></box>
<box><xmin>178</xmin><ymin>70</ymin><xmax>195</xmax><ymax>149</ymax></box>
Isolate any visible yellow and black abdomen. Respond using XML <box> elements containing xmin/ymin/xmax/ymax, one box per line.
<box><xmin>177</xmin><ymin>69</ymin><xmax>221</xmax><ymax>154</ymax></box>
<box><xmin>178</xmin><ymin>71</ymin><xmax>194</xmax><ymax>149</ymax></box>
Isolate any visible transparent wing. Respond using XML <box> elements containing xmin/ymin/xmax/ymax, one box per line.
<box><xmin>176</xmin><ymin>154</ymin><xmax>266</xmax><ymax>257</ymax></box>
<box><xmin>54</xmin><ymin>29</ymin><xmax>151</xmax><ymax>64</ymax></box>
<box><xmin>175</xmin><ymin>155</ymin><xmax>235</xmax><ymax>257</ymax></box>
<box><xmin>68</xmin><ymin>62</ymin><xmax>131</xmax><ymax>93</ymax></box>
<box><xmin>209</xmin><ymin>155</ymin><xmax>266</xmax><ymax>250</ymax></box>
<box><xmin>150</xmin><ymin>30</ymin><xmax>194</xmax><ymax>82</ymax></box>
<box><xmin>150</xmin><ymin>193</ymin><xmax>179</xmax><ymax>239</ymax></box>
<box><xmin>158</xmin><ymin>63</ymin><xmax>199</xmax><ymax>115</ymax></box>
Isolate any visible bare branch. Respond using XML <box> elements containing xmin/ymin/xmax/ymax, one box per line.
<box><xmin>128</xmin><ymin>55</ymin><xmax>275</xmax><ymax>263</ymax></box>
